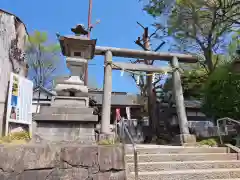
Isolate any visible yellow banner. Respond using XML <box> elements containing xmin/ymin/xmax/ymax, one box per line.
<box><xmin>12</xmin><ymin>76</ymin><xmax>19</xmax><ymax>96</ymax></box>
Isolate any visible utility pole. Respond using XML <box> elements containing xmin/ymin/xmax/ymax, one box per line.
<box><xmin>134</xmin><ymin>22</ymin><xmax>166</xmax><ymax>143</ymax></box>
<box><xmin>135</xmin><ymin>24</ymin><xmax>154</xmax><ymax>143</ymax></box>
<box><xmin>84</xmin><ymin>0</ymin><xmax>93</xmax><ymax>86</ymax></box>
<box><xmin>87</xmin><ymin>0</ymin><xmax>92</xmax><ymax>39</ymax></box>
<box><xmin>144</xmin><ymin>27</ymin><xmax>155</xmax><ymax>142</ymax></box>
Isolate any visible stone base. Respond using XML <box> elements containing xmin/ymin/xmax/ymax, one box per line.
<box><xmin>40</xmin><ymin>106</ymin><xmax>93</xmax><ymax>115</ymax></box>
<box><xmin>34</xmin><ymin>113</ymin><xmax>97</xmax><ymax>122</ymax></box>
<box><xmin>55</xmin><ymin>83</ymin><xmax>88</xmax><ymax>94</ymax></box>
<box><xmin>32</xmin><ymin>121</ymin><xmax>96</xmax><ymax>144</ymax></box>
<box><xmin>51</xmin><ymin>96</ymin><xmax>89</xmax><ymax>107</ymax></box>
<box><xmin>172</xmin><ymin>134</ymin><xmax>196</xmax><ymax>146</ymax></box>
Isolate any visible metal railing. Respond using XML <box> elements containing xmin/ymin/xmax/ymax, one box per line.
<box><xmin>217</xmin><ymin>117</ymin><xmax>240</xmax><ymax>144</ymax></box>
<box><xmin>118</xmin><ymin>119</ymin><xmax>138</xmax><ymax>180</ymax></box>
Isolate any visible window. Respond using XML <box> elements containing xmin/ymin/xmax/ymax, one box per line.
<box><xmin>74</xmin><ymin>51</ymin><xmax>82</xmax><ymax>57</ymax></box>
<box><xmin>69</xmin><ymin>91</ymin><xmax>75</xmax><ymax>97</ymax></box>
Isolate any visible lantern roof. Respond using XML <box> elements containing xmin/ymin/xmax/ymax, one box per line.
<box><xmin>57</xmin><ymin>34</ymin><xmax>97</xmax><ymax>59</ymax></box>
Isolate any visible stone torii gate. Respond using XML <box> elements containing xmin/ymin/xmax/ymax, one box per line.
<box><xmin>94</xmin><ymin>46</ymin><xmax>198</xmax><ymax>145</ymax></box>
<box><xmin>56</xmin><ymin>25</ymin><xmax>198</xmax><ymax>145</ymax></box>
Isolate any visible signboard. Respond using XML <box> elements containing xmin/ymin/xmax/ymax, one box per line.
<box><xmin>5</xmin><ymin>73</ymin><xmax>33</xmax><ymax>135</ymax></box>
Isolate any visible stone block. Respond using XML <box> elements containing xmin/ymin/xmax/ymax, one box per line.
<box><xmin>60</xmin><ymin>145</ymin><xmax>98</xmax><ymax>168</ymax></box>
<box><xmin>32</xmin><ymin>122</ymin><xmax>96</xmax><ymax>144</ymax></box>
<box><xmin>17</xmin><ymin>170</ymin><xmax>55</xmax><ymax>180</ymax></box>
<box><xmin>40</xmin><ymin>106</ymin><xmax>93</xmax><ymax>114</ymax></box>
<box><xmin>51</xmin><ymin>96</ymin><xmax>89</xmax><ymax>108</ymax></box>
<box><xmin>58</xmin><ymin>168</ymin><xmax>89</xmax><ymax>180</ymax></box>
<box><xmin>0</xmin><ymin>143</ymin><xmax>126</xmax><ymax>180</ymax></box>
<box><xmin>34</xmin><ymin>113</ymin><xmax>98</xmax><ymax>122</ymax></box>
<box><xmin>55</xmin><ymin>84</ymin><xmax>88</xmax><ymax>94</ymax></box>
<box><xmin>0</xmin><ymin>144</ymin><xmax>60</xmax><ymax>173</ymax></box>
<box><xmin>98</xmin><ymin>145</ymin><xmax>125</xmax><ymax>171</ymax></box>
<box><xmin>93</xmin><ymin>171</ymin><xmax>125</xmax><ymax>180</ymax></box>
<box><xmin>18</xmin><ymin>168</ymin><xmax>89</xmax><ymax>180</ymax></box>
<box><xmin>75</xmin><ymin>92</ymin><xmax>90</xmax><ymax>97</ymax></box>
<box><xmin>56</xmin><ymin>91</ymin><xmax>71</xmax><ymax>96</ymax></box>
<box><xmin>0</xmin><ymin>172</ymin><xmax>10</xmax><ymax>180</ymax></box>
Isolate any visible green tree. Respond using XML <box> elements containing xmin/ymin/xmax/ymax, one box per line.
<box><xmin>202</xmin><ymin>56</ymin><xmax>240</xmax><ymax>119</ymax></box>
<box><xmin>143</xmin><ymin>0</ymin><xmax>240</xmax><ymax>72</ymax></box>
<box><xmin>201</xmin><ymin>31</ymin><xmax>240</xmax><ymax>119</ymax></box>
<box><xmin>163</xmin><ymin>62</ymin><xmax>208</xmax><ymax>100</ymax></box>
<box><xmin>25</xmin><ymin>31</ymin><xmax>61</xmax><ymax>89</ymax></box>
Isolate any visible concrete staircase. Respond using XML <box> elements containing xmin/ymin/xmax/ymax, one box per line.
<box><xmin>125</xmin><ymin>145</ymin><xmax>240</xmax><ymax>180</ymax></box>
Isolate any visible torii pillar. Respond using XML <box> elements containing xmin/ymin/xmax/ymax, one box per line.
<box><xmin>171</xmin><ymin>56</ymin><xmax>196</xmax><ymax>145</ymax></box>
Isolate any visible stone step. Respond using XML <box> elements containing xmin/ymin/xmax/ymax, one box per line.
<box><xmin>127</xmin><ymin>160</ymin><xmax>240</xmax><ymax>172</ymax></box>
<box><xmin>34</xmin><ymin>113</ymin><xmax>98</xmax><ymax>122</ymax></box>
<box><xmin>40</xmin><ymin>106</ymin><xmax>93</xmax><ymax>114</ymax></box>
<box><xmin>212</xmin><ymin>179</ymin><xmax>240</xmax><ymax>180</ymax></box>
<box><xmin>127</xmin><ymin>168</ymin><xmax>240</xmax><ymax>180</ymax></box>
<box><xmin>126</xmin><ymin>153</ymin><xmax>238</xmax><ymax>163</ymax></box>
<box><xmin>126</xmin><ymin>147</ymin><xmax>228</xmax><ymax>154</ymax></box>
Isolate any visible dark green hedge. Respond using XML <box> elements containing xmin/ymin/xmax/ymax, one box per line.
<box><xmin>202</xmin><ymin>61</ymin><xmax>240</xmax><ymax>120</ymax></box>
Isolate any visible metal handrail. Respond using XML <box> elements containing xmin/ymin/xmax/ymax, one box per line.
<box><xmin>119</xmin><ymin>119</ymin><xmax>138</xmax><ymax>180</ymax></box>
<box><xmin>217</xmin><ymin>117</ymin><xmax>240</xmax><ymax>144</ymax></box>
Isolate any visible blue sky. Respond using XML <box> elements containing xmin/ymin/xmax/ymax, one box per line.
<box><xmin>1</xmin><ymin>0</ymin><xmax>169</xmax><ymax>93</ymax></box>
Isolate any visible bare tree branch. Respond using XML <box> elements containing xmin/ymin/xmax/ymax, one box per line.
<box><xmin>154</xmin><ymin>41</ymin><xmax>166</xmax><ymax>52</ymax></box>
<box><xmin>137</xmin><ymin>21</ymin><xmax>145</xmax><ymax>29</ymax></box>
<box><xmin>135</xmin><ymin>37</ymin><xmax>148</xmax><ymax>50</ymax></box>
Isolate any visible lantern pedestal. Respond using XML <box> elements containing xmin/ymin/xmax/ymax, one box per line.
<box><xmin>32</xmin><ymin>52</ymin><xmax>97</xmax><ymax>144</ymax></box>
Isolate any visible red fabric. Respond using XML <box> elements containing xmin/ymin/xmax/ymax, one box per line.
<box><xmin>116</xmin><ymin>108</ymin><xmax>121</xmax><ymax>122</ymax></box>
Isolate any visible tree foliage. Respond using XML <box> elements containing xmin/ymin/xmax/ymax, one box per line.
<box><xmin>202</xmin><ymin>56</ymin><xmax>240</xmax><ymax>119</ymax></box>
<box><xmin>163</xmin><ymin>63</ymin><xmax>208</xmax><ymax>100</ymax></box>
<box><xmin>25</xmin><ymin>31</ymin><xmax>61</xmax><ymax>89</ymax></box>
<box><xmin>181</xmin><ymin>68</ymin><xmax>208</xmax><ymax>99</ymax></box>
<box><xmin>143</xmin><ymin>0</ymin><xmax>240</xmax><ymax>72</ymax></box>
<box><xmin>163</xmin><ymin>31</ymin><xmax>240</xmax><ymax>109</ymax></box>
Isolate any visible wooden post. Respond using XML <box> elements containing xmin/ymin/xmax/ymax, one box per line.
<box><xmin>101</xmin><ymin>50</ymin><xmax>112</xmax><ymax>134</ymax></box>
<box><xmin>171</xmin><ymin>56</ymin><xmax>190</xmax><ymax>135</ymax></box>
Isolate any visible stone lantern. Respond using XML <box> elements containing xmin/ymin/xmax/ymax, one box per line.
<box><xmin>55</xmin><ymin>24</ymin><xmax>97</xmax><ymax>97</ymax></box>
<box><xmin>32</xmin><ymin>25</ymin><xmax>98</xmax><ymax>144</ymax></box>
